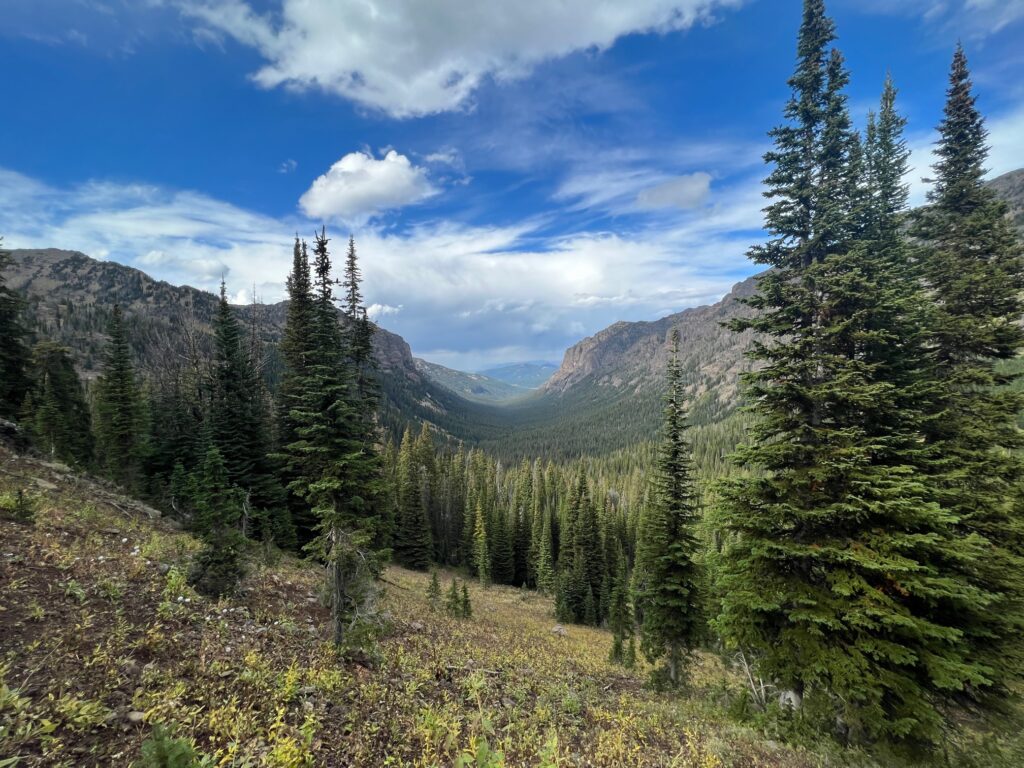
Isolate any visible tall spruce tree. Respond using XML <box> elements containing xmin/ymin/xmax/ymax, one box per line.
<box><xmin>284</xmin><ymin>229</ymin><xmax>383</xmax><ymax>646</ymax></box>
<box><xmin>22</xmin><ymin>342</ymin><xmax>93</xmax><ymax>467</ymax></box>
<box><xmin>209</xmin><ymin>281</ymin><xmax>287</xmax><ymax>541</ymax></box>
<box><xmin>275</xmin><ymin>238</ymin><xmax>317</xmax><ymax>541</ymax></box>
<box><xmin>473</xmin><ymin>501</ymin><xmax>491</xmax><ymax>586</ymax></box>
<box><xmin>634</xmin><ymin>331</ymin><xmax>702</xmax><ymax>685</ymax></box>
<box><xmin>394</xmin><ymin>427</ymin><xmax>432</xmax><ymax>570</ymax></box>
<box><xmin>94</xmin><ymin>304</ymin><xmax>143</xmax><ymax>490</ymax></box>
<box><xmin>0</xmin><ymin>239</ymin><xmax>30</xmax><ymax>420</ymax></box>
<box><xmin>716</xmin><ymin>2</ymin><xmax>986</xmax><ymax>751</ymax></box>
<box><xmin>911</xmin><ymin>46</ymin><xmax>1024</xmax><ymax>715</ymax></box>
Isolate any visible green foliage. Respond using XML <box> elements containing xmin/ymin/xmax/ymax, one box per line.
<box><xmin>94</xmin><ymin>304</ymin><xmax>144</xmax><ymax>489</ymax></box>
<box><xmin>137</xmin><ymin>724</ymin><xmax>213</xmax><ymax>768</ymax></box>
<box><xmin>634</xmin><ymin>331</ymin><xmax>702</xmax><ymax>685</ymax></box>
<box><xmin>21</xmin><ymin>342</ymin><xmax>94</xmax><ymax>467</ymax></box>
<box><xmin>0</xmin><ymin>489</ymin><xmax>37</xmax><ymax>523</ymax></box>
<box><xmin>427</xmin><ymin>570</ymin><xmax>442</xmax><ymax>611</ymax></box>
<box><xmin>0</xmin><ymin>238</ymin><xmax>31</xmax><ymax>421</ymax></box>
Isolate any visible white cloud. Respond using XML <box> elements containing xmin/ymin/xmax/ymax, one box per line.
<box><xmin>299</xmin><ymin>150</ymin><xmax>438</xmax><ymax>224</ymax></box>
<box><xmin>636</xmin><ymin>172</ymin><xmax>712</xmax><ymax>210</ymax></box>
<box><xmin>179</xmin><ymin>0</ymin><xmax>744</xmax><ymax>117</ymax></box>
<box><xmin>367</xmin><ymin>302</ymin><xmax>402</xmax><ymax>320</ymax></box>
<box><xmin>278</xmin><ymin>158</ymin><xmax>297</xmax><ymax>174</ymax></box>
<box><xmin>851</xmin><ymin>0</ymin><xmax>1024</xmax><ymax>37</ymax></box>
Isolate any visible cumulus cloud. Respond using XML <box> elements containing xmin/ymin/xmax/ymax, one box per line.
<box><xmin>636</xmin><ymin>172</ymin><xmax>712</xmax><ymax>210</ymax></box>
<box><xmin>178</xmin><ymin>0</ymin><xmax>744</xmax><ymax>117</ymax></box>
<box><xmin>299</xmin><ymin>150</ymin><xmax>438</xmax><ymax>224</ymax></box>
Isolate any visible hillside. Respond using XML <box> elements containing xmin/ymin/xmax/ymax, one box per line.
<box><xmin>1</xmin><ymin>248</ymin><xmax>496</xmax><ymax>440</ymax></box>
<box><xmin>414</xmin><ymin>358</ymin><xmax>533</xmax><ymax>404</ymax></box>
<box><xmin>0</xmin><ymin>447</ymin><xmax>822</xmax><ymax>767</ymax></box>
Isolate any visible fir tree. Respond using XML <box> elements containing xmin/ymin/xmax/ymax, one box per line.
<box><xmin>94</xmin><ymin>304</ymin><xmax>143</xmax><ymax>490</ymax></box>
<box><xmin>490</xmin><ymin>508</ymin><xmax>515</xmax><ymax>585</ymax></box>
<box><xmin>635</xmin><ymin>331</ymin><xmax>702</xmax><ymax>685</ymax></box>
<box><xmin>427</xmin><ymin>569</ymin><xmax>442</xmax><ymax>611</ymax></box>
<box><xmin>445</xmin><ymin>578</ymin><xmax>462</xmax><ymax>617</ymax></box>
<box><xmin>461</xmin><ymin>583</ymin><xmax>473</xmax><ymax>619</ymax></box>
<box><xmin>0</xmin><ymin>239</ymin><xmax>30</xmax><ymax>420</ymax></box>
<box><xmin>473</xmin><ymin>501</ymin><xmax>491</xmax><ymax>586</ymax></box>
<box><xmin>394</xmin><ymin>427</ymin><xmax>432</xmax><ymax>570</ymax></box>
<box><xmin>189</xmin><ymin>447</ymin><xmax>246</xmax><ymax>597</ymax></box>
<box><xmin>536</xmin><ymin>508</ymin><xmax>556</xmax><ymax>595</ymax></box>
<box><xmin>284</xmin><ymin>229</ymin><xmax>384</xmax><ymax>646</ymax></box>
<box><xmin>911</xmin><ymin>46</ymin><xmax>1024</xmax><ymax>715</ymax></box>
<box><xmin>23</xmin><ymin>342</ymin><xmax>93</xmax><ymax>467</ymax></box>
<box><xmin>716</xmin><ymin>2</ymin><xmax>986</xmax><ymax>750</ymax></box>
<box><xmin>607</xmin><ymin>551</ymin><xmax>632</xmax><ymax>665</ymax></box>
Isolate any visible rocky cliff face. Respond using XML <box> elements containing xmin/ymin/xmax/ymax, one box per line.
<box><xmin>542</xmin><ymin>274</ymin><xmax>758</xmax><ymax>415</ymax></box>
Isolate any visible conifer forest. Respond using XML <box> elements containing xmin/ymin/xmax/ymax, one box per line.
<box><xmin>2</xmin><ymin>1</ymin><xmax>1024</xmax><ymax>766</ymax></box>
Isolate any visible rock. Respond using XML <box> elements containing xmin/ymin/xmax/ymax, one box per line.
<box><xmin>120</xmin><ymin>660</ymin><xmax>140</xmax><ymax>678</ymax></box>
<box><xmin>156</xmin><ymin>563</ymin><xmax>171</xmax><ymax>575</ymax></box>
<box><xmin>410</xmin><ymin>621</ymin><xmax>425</xmax><ymax>631</ymax></box>
<box><xmin>34</xmin><ymin>478</ymin><xmax>58</xmax><ymax>491</ymax></box>
<box><xmin>550</xmin><ymin>624</ymin><xmax>567</xmax><ymax>637</ymax></box>
<box><xmin>163</xmin><ymin>518</ymin><xmax>183</xmax><ymax>531</ymax></box>
<box><xmin>39</xmin><ymin>460</ymin><xmax>71</xmax><ymax>473</ymax></box>
<box><xmin>125</xmin><ymin>711</ymin><xmax>145</xmax><ymax>724</ymax></box>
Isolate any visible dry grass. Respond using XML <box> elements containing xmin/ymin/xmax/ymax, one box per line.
<box><xmin>0</xmin><ymin>447</ymin><xmax>824</xmax><ymax>767</ymax></box>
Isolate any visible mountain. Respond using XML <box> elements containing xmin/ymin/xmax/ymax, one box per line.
<box><xmin>479</xmin><ymin>362</ymin><xmax>558</xmax><ymax>389</ymax></box>
<box><xmin>1</xmin><ymin>248</ymin><xmax>495</xmax><ymax>440</ymax></box>
<box><xmin>414</xmin><ymin>358</ymin><xmax>533</xmax><ymax>404</ymax></box>
<box><xmin>507</xmin><ymin>168</ymin><xmax>1024</xmax><ymax>456</ymax></box>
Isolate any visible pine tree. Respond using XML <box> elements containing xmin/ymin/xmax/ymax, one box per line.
<box><xmin>394</xmin><ymin>427</ymin><xmax>432</xmax><ymax>570</ymax></box>
<box><xmin>275</xmin><ymin>238</ymin><xmax>316</xmax><ymax>540</ymax></box>
<box><xmin>536</xmin><ymin>508</ymin><xmax>556</xmax><ymax>595</ymax></box>
<box><xmin>94</xmin><ymin>304</ymin><xmax>143</xmax><ymax>490</ymax></box>
<box><xmin>490</xmin><ymin>508</ymin><xmax>515</xmax><ymax>585</ymax></box>
<box><xmin>22</xmin><ymin>342</ymin><xmax>93</xmax><ymax>467</ymax></box>
<box><xmin>427</xmin><ymin>570</ymin><xmax>442</xmax><ymax>611</ymax></box>
<box><xmin>911</xmin><ymin>46</ymin><xmax>1024</xmax><ymax>715</ymax></box>
<box><xmin>445</xmin><ymin>578</ymin><xmax>462</xmax><ymax>617</ymax></box>
<box><xmin>608</xmin><ymin>550</ymin><xmax>632</xmax><ymax>665</ymax></box>
<box><xmin>189</xmin><ymin>446</ymin><xmax>246</xmax><ymax>597</ymax></box>
<box><xmin>473</xmin><ymin>501</ymin><xmax>491</xmax><ymax>586</ymax></box>
<box><xmin>715</xmin><ymin>2</ymin><xmax>986</xmax><ymax>749</ymax></box>
<box><xmin>0</xmin><ymin>239</ymin><xmax>30</xmax><ymax>420</ymax></box>
<box><xmin>210</xmin><ymin>281</ymin><xmax>285</xmax><ymax>538</ymax></box>
<box><xmin>284</xmin><ymin>229</ymin><xmax>383</xmax><ymax>646</ymax></box>
<box><xmin>461</xmin><ymin>583</ymin><xmax>473</xmax><ymax>619</ymax></box>
<box><xmin>635</xmin><ymin>331</ymin><xmax>702</xmax><ymax>685</ymax></box>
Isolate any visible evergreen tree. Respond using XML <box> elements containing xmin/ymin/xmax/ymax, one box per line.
<box><xmin>490</xmin><ymin>508</ymin><xmax>515</xmax><ymax>585</ymax></box>
<box><xmin>284</xmin><ymin>229</ymin><xmax>383</xmax><ymax>646</ymax></box>
<box><xmin>427</xmin><ymin>570</ymin><xmax>442</xmax><ymax>611</ymax></box>
<box><xmin>275</xmin><ymin>238</ymin><xmax>316</xmax><ymax>539</ymax></box>
<box><xmin>0</xmin><ymin>239</ymin><xmax>30</xmax><ymax>420</ymax></box>
<box><xmin>608</xmin><ymin>550</ymin><xmax>632</xmax><ymax>665</ymax></box>
<box><xmin>461</xmin><ymin>583</ymin><xmax>473</xmax><ymax>619</ymax></box>
<box><xmin>94</xmin><ymin>304</ymin><xmax>143</xmax><ymax>490</ymax></box>
<box><xmin>189</xmin><ymin>446</ymin><xmax>246</xmax><ymax>597</ymax></box>
<box><xmin>536</xmin><ymin>508</ymin><xmax>556</xmax><ymax>595</ymax></box>
<box><xmin>911</xmin><ymin>46</ymin><xmax>1024</xmax><ymax>715</ymax></box>
<box><xmin>635</xmin><ymin>331</ymin><xmax>702</xmax><ymax>685</ymax></box>
<box><xmin>445</xmin><ymin>578</ymin><xmax>462</xmax><ymax>617</ymax></box>
<box><xmin>22</xmin><ymin>342</ymin><xmax>93</xmax><ymax>467</ymax></box>
<box><xmin>716</xmin><ymin>2</ymin><xmax>985</xmax><ymax>749</ymax></box>
<box><xmin>394</xmin><ymin>427</ymin><xmax>432</xmax><ymax>570</ymax></box>
<box><xmin>210</xmin><ymin>281</ymin><xmax>286</xmax><ymax>540</ymax></box>
<box><xmin>473</xmin><ymin>501</ymin><xmax>491</xmax><ymax>586</ymax></box>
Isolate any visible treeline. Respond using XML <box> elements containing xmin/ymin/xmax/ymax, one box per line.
<box><xmin>1</xmin><ymin>231</ymin><xmax>385</xmax><ymax>647</ymax></box>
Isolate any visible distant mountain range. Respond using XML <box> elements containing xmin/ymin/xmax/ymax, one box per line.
<box><xmin>5</xmin><ymin>167</ymin><xmax>1022</xmax><ymax>458</ymax></box>
<box><xmin>414</xmin><ymin>359</ymin><xmax>533</xmax><ymax>404</ymax></box>
<box><xmin>478</xmin><ymin>362</ymin><xmax>558</xmax><ymax>389</ymax></box>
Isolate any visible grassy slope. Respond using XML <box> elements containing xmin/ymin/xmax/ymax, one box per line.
<box><xmin>0</xmin><ymin>449</ymin><xmax>825</xmax><ymax>768</ymax></box>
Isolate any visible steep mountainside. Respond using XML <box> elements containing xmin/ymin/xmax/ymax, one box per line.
<box><xmin>515</xmin><ymin>168</ymin><xmax>1024</xmax><ymax>455</ymax></box>
<box><xmin>2</xmin><ymin>248</ymin><xmax>491</xmax><ymax>439</ymax></box>
<box><xmin>479</xmin><ymin>362</ymin><xmax>558</xmax><ymax>389</ymax></box>
<box><xmin>414</xmin><ymin>358</ymin><xmax>533</xmax><ymax>403</ymax></box>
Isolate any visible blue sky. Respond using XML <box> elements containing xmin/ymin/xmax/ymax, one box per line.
<box><xmin>2</xmin><ymin>0</ymin><xmax>1023</xmax><ymax>370</ymax></box>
